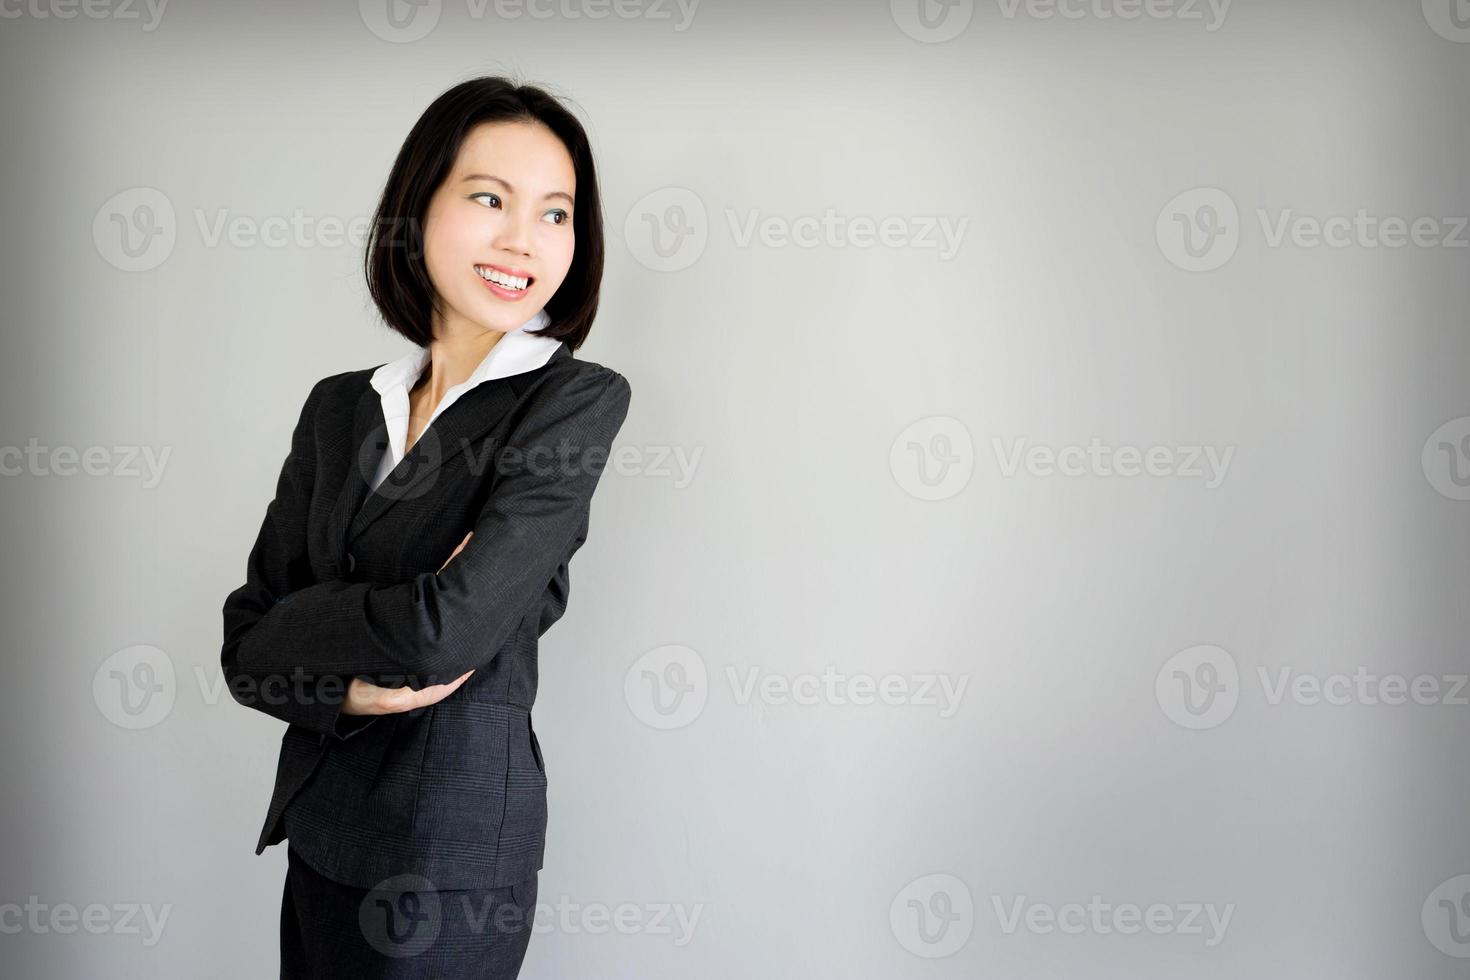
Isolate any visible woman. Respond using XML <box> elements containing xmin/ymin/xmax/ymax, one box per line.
<box><xmin>220</xmin><ymin>76</ymin><xmax>632</xmax><ymax>978</ymax></box>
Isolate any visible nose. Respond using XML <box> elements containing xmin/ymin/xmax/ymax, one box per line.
<box><xmin>491</xmin><ymin>207</ymin><xmax>533</xmax><ymax>257</ymax></box>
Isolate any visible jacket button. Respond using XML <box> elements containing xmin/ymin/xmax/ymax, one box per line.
<box><xmin>346</xmin><ymin>552</ymin><xmax>356</xmax><ymax>573</ymax></box>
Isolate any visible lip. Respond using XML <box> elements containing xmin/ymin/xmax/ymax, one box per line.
<box><xmin>476</xmin><ymin>261</ymin><xmax>535</xmax><ymax>282</ymax></box>
<box><xmin>474</xmin><ymin>262</ymin><xmax>535</xmax><ymax>302</ymax></box>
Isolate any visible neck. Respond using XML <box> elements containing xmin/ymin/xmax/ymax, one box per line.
<box><xmin>415</xmin><ymin>310</ymin><xmax>513</xmax><ymax>403</ymax></box>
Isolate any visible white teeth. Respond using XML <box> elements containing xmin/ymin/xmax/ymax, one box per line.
<box><xmin>476</xmin><ymin>265</ymin><xmax>528</xmax><ymax>290</ymax></box>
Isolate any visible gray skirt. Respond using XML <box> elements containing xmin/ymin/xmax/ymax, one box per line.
<box><xmin>280</xmin><ymin>844</ymin><xmax>537</xmax><ymax>979</ymax></box>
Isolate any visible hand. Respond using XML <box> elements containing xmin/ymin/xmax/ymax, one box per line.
<box><xmin>343</xmin><ymin>669</ymin><xmax>475</xmax><ymax>716</ymax></box>
<box><xmin>439</xmin><ymin>531</ymin><xmax>473</xmax><ymax>573</ymax></box>
<box><xmin>343</xmin><ymin>533</ymin><xmax>476</xmax><ymax>716</ymax></box>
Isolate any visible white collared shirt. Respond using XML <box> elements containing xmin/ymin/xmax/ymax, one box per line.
<box><xmin>368</xmin><ymin>309</ymin><xmax>561</xmax><ymax>491</ymax></box>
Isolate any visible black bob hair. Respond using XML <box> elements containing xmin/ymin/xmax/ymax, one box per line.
<box><xmin>363</xmin><ymin>76</ymin><xmax>603</xmax><ymax>351</ymax></box>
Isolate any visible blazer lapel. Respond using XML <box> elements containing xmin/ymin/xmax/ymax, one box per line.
<box><xmin>336</xmin><ymin>342</ymin><xmax>571</xmax><ymax>554</ymax></box>
<box><xmin>321</xmin><ymin>387</ymin><xmax>383</xmax><ymax>575</ymax></box>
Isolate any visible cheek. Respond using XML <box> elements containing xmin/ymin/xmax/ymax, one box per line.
<box><xmin>538</xmin><ymin>233</ymin><xmax>576</xmax><ymax>289</ymax></box>
<box><xmin>423</xmin><ymin>211</ymin><xmax>479</xmax><ymax>276</ymax></box>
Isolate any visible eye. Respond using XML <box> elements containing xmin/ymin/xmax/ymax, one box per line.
<box><xmin>469</xmin><ymin>192</ymin><xmax>501</xmax><ymax>208</ymax></box>
<box><xmin>544</xmin><ymin>209</ymin><xmax>570</xmax><ymax>226</ymax></box>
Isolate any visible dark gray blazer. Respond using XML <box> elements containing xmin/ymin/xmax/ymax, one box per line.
<box><xmin>220</xmin><ymin>341</ymin><xmax>631</xmax><ymax>890</ymax></box>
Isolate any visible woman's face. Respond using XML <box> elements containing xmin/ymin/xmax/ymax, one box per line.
<box><xmin>421</xmin><ymin>119</ymin><xmax>577</xmax><ymax>339</ymax></box>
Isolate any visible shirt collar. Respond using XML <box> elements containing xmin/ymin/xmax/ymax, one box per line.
<box><xmin>370</xmin><ymin>308</ymin><xmax>560</xmax><ymax>396</ymax></box>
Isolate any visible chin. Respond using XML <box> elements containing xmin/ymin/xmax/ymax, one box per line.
<box><xmin>472</xmin><ymin>308</ymin><xmax>525</xmax><ymax>334</ymax></box>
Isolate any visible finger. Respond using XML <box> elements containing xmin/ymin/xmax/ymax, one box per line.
<box><xmin>422</xmin><ymin>670</ymin><xmax>475</xmax><ymax>704</ymax></box>
<box><xmin>380</xmin><ymin>670</ymin><xmax>475</xmax><ymax>713</ymax></box>
<box><xmin>419</xmin><ymin>674</ymin><xmax>472</xmax><ymax>705</ymax></box>
<box><xmin>437</xmin><ymin>532</ymin><xmax>474</xmax><ymax>573</ymax></box>
<box><xmin>357</xmin><ymin>666</ymin><xmax>476</xmax><ymax>714</ymax></box>
<box><xmin>378</xmin><ymin>686</ymin><xmax>424</xmax><ymax>713</ymax></box>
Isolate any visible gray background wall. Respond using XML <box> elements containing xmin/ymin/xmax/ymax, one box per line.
<box><xmin>1</xmin><ymin>0</ymin><xmax>1467</xmax><ymax>977</ymax></box>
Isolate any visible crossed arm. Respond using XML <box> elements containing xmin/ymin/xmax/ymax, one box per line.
<box><xmin>219</xmin><ymin>366</ymin><xmax>632</xmax><ymax>739</ymax></box>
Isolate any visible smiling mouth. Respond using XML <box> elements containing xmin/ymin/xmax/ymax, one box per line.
<box><xmin>474</xmin><ymin>264</ymin><xmax>534</xmax><ymax>293</ymax></box>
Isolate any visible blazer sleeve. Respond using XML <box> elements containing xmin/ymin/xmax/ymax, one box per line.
<box><xmin>227</xmin><ymin>367</ymin><xmax>632</xmax><ymax>686</ymax></box>
<box><xmin>220</xmin><ymin>374</ymin><xmax>386</xmax><ymax>740</ymax></box>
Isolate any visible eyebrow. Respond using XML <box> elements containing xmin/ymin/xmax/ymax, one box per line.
<box><xmin>460</xmin><ymin>173</ymin><xmax>574</xmax><ymax>207</ymax></box>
